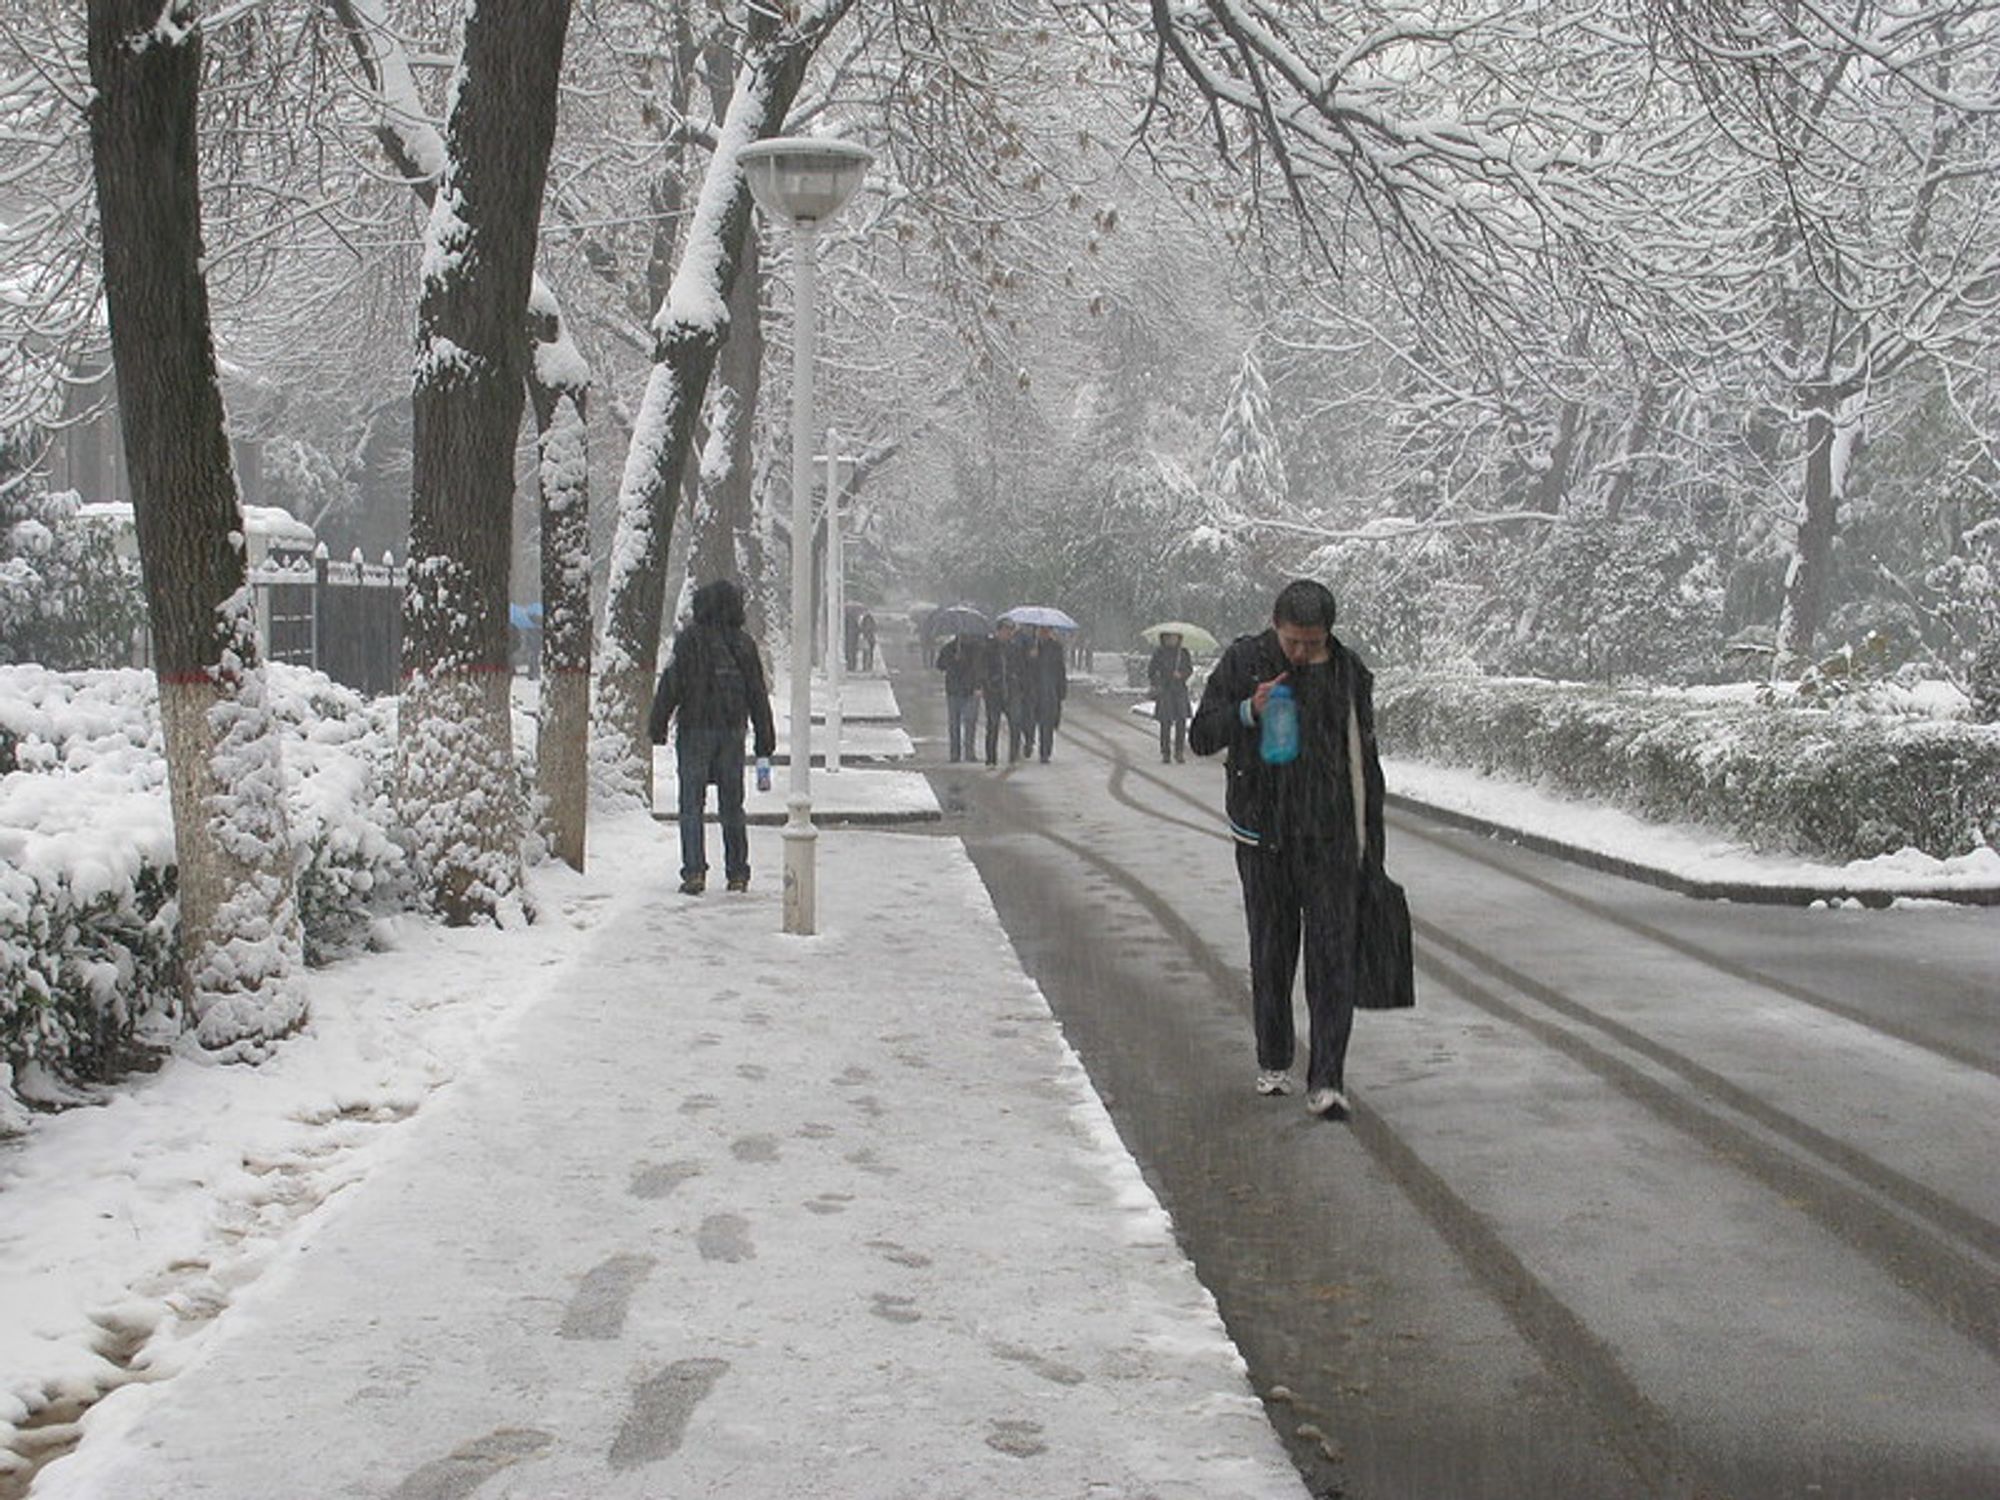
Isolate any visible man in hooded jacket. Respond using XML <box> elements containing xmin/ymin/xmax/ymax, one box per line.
<box><xmin>649</xmin><ymin>579</ymin><xmax>777</xmax><ymax>895</ymax></box>
<box><xmin>1189</xmin><ymin>578</ymin><xmax>1386</xmax><ymax>1119</ymax></box>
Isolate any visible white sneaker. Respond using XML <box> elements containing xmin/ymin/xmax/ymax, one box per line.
<box><xmin>1306</xmin><ymin>1087</ymin><xmax>1350</xmax><ymax>1118</ymax></box>
<box><xmin>1255</xmin><ymin>1070</ymin><xmax>1291</xmax><ymax>1096</ymax></box>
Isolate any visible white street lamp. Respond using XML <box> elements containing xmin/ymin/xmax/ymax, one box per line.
<box><xmin>818</xmin><ymin>442</ymin><xmax>858</xmax><ymax>778</ymax></box>
<box><xmin>740</xmin><ymin>136</ymin><xmax>872</xmax><ymax>936</ymax></box>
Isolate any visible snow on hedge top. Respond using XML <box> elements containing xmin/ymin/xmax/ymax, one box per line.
<box><xmin>0</xmin><ymin>664</ymin><xmax>397</xmax><ymax>902</ymax></box>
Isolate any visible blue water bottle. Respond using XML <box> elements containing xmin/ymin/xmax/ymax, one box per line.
<box><xmin>1260</xmin><ymin>682</ymin><xmax>1299</xmax><ymax>764</ymax></box>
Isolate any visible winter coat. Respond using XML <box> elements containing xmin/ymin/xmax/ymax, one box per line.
<box><xmin>983</xmin><ymin>632</ymin><xmax>1021</xmax><ymax>706</ymax></box>
<box><xmin>1188</xmin><ymin>628</ymin><xmax>1385</xmax><ymax>856</ymax></box>
<box><xmin>1148</xmin><ymin>643</ymin><xmax>1194</xmax><ymax>722</ymax></box>
<box><xmin>648</xmin><ymin>580</ymin><xmax>777</xmax><ymax>757</ymax></box>
<box><xmin>1021</xmin><ymin>635</ymin><xmax>1068</xmax><ymax>722</ymax></box>
<box><xmin>936</xmin><ymin>635</ymin><xmax>985</xmax><ymax>697</ymax></box>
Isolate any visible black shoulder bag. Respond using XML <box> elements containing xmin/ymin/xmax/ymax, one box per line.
<box><xmin>1348</xmin><ymin>698</ymin><xmax>1416</xmax><ymax>1010</ymax></box>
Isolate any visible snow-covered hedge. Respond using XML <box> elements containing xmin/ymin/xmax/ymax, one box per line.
<box><xmin>1375</xmin><ymin>672</ymin><xmax>2000</xmax><ymax>863</ymax></box>
<box><xmin>0</xmin><ymin>665</ymin><xmax>413</xmax><ymax>1102</ymax></box>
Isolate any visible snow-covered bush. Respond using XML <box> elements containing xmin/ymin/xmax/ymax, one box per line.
<box><xmin>1377</xmin><ymin>671</ymin><xmax>2000</xmax><ymax>863</ymax></box>
<box><xmin>0</xmin><ymin>663</ymin><xmax>413</xmax><ymax>1106</ymax></box>
<box><xmin>0</xmin><ymin>484</ymin><xmax>147</xmax><ymax>670</ymax></box>
<box><xmin>1484</xmin><ymin>516</ymin><xmax>1726</xmax><ymax>683</ymax></box>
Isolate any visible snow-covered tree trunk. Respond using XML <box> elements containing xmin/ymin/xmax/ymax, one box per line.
<box><xmin>592</xmin><ymin>1</ymin><xmax>853</xmax><ymax>808</ymax></box>
<box><xmin>399</xmin><ymin>0</ymin><xmax>572</xmax><ymax>923</ymax></box>
<box><xmin>1775</xmin><ymin>374</ymin><xmax>1864</xmax><ymax>673</ymax></box>
<box><xmin>1601</xmin><ymin>381</ymin><xmax>1660</xmax><ymax>524</ymax></box>
<box><xmin>528</xmin><ymin>288</ymin><xmax>592</xmax><ymax>871</ymax></box>
<box><xmin>332</xmin><ymin>0</ymin><xmax>594</xmax><ymax>874</ymax></box>
<box><xmin>85</xmin><ymin>0</ymin><xmax>304</xmax><ymax>1052</ymax></box>
<box><xmin>1968</xmin><ymin>520</ymin><xmax>2000</xmax><ymax>722</ymax></box>
<box><xmin>686</xmin><ymin>231</ymin><xmax>767</xmax><ymax>614</ymax></box>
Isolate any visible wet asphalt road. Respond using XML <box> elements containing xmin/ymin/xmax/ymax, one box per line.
<box><xmin>885</xmin><ymin>635</ymin><xmax>2000</xmax><ymax>1500</ymax></box>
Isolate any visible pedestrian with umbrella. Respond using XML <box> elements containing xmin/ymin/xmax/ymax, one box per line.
<box><xmin>1188</xmin><ymin>578</ymin><xmax>1391</xmax><ymax>1119</ymax></box>
<box><xmin>934</xmin><ymin>629</ymin><xmax>985</xmax><ymax>763</ymax></box>
<box><xmin>1020</xmin><ymin>623</ymin><xmax>1068</xmax><ymax>762</ymax></box>
<box><xmin>982</xmin><ymin>617</ymin><xmax>1022</xmax><ymax>765</ymax></box>
<box><xmin>924</xmin><ymin>604</ymin><xmax>988</xmax><ymax>668</ymax></box>
<box><xmin>1147</xmin><ymin>629</ymin><xmax>1196</xmax><ymax>763</ymax></box>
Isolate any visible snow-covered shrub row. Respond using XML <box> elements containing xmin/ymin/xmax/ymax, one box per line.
<box><xmin>0</xmin><ymin>664</ymin><xmax>414</xmax><ymax>1100</ymax></box>
<box><xmin>1376</xmin><ymin>672</ymin><xmax>2000</xmax><ymax>863</ymax></box>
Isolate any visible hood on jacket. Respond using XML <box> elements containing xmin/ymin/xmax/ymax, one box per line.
<box><xmin>691</xmin><ymin>578</ymin><xmax>747</xmax><ymax>629</ymax></box>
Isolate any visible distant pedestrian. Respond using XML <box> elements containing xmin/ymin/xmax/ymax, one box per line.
<box><xmin>935</xmin><ymin>631</ymin><xmax>985</xmax><ymax>763</ymax></box>
<box><xmin>1022</xmin><ymin>625</ymin><xmax>1068</xmax><ymax>762</ymax></box>
<box><xmin>1188</xmin><ymin>578</ymin><xmax>1386</xmax><ymax>1119</ymax></box>
<box><xmin>648</xmin><ymin>578</ymin><xmax>776</xmax><ymax>896</ymax></box>
<box><xmin>858</xmin><ymin>611</ymin><xmax>877</xmax><ymax>671</ymax></box>
<box><xmin>982</xmin><ymin>619</ymin><xmax>1021</xmax><ymax>765</ymax></box>
<box><xmin>1148</xmin><ymin>632</ymin><xmax>1194</xmax><ymax>763</ymax></box>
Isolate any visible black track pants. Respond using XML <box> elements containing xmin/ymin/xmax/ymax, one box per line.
<box><xmin>1235</xmin><ymin>837</ymin><xmax>1358</xmax><ymax>1091</ymax></box>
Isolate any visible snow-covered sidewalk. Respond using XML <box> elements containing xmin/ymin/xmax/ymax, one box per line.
<box><xmin>14</xmin><ymin>812</ymin><xmax>1303</xmax><ymax>1499</ymax></box>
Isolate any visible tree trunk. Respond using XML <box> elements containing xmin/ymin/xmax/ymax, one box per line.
<box><xmin>85</xmin><ymin>0</ymin><xmax>304</xmax><ymax>1052</ymax></box>
<box><xmin>529</xmin><ymin>292</ymin><xmax>592</xmax><ymax>871</ymax></box>
<box><xmin>1602</xmin><ymin>381</ymin><xmax>1659</xmax><ymax>523</ymax></box>
<box><xmin>1774</xmin><ymin>376</ymin><xmax>1861</xmax><ymax>673</ymax></box>
<box><xmin>332</xmin><ymin>0</ymin><xmax>593</xmax><ymax>874</ymax></box>
<box><xmin>592</xmin><ymin>3</ymin><xmax>853</xmax><ymax>808</ymax></box>
<box><xmin>686</xmin><ymin>230</ymin><xmax>766</xmax><ymax>605</ymax></box>
<box><xmin>399</xmin><ymin>0</ymin><xmax>572</xmax><ymax>923</ymax></box>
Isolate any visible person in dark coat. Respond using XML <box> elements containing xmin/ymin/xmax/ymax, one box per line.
<box><xmin>982</xmin><ymin>618</ymin><xmax>1021</xmax><ymax>766</ymax></box>
<box><xmin>935</xmin><ymin>631</ymin><xmax>985</xmax><ymax>762</ymax></box>
<box><xmin>858</xmin><ymin>611</ymin><xmax>877</xmax><ymax>671</ymax></box>
<box><xmin>1021</xmin><ymin>625</ymin><xmax>1068</xmax><ymax>762</ymax></box>
<box><xmin>1147</xmin><ymin>632</ymin><xmax>1195</xmax><ymax>764</ymax></box>
<box><xmin>648</xmin><ymin>579</ymin><xmax>777</xmax><ymax>896</ymax></box>
<box><xmin>1188</xmin><ymin>578</ymin><xmax>1386</xmax><ymax>1119</ymax></box>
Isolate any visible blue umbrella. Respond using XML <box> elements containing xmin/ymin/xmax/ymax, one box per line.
<box><xmin>509</xmin><ymin>602</ymin><xmax>544</xmax><ymax>630</ymax></box>
<box><xmin>1001</xmin><ymin>604</ymin><xmax>1079</xmax><ymax>631</ymax></box>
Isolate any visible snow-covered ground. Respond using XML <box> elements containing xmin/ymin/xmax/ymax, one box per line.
<box><xmin>4</xmin><ymin>664</ymin><xmax>1994</xmax><ymax>1495</ymax></box>
<box><xmin>2</xmin><ymin>811</ymin><xmax>1302</xmax><ymax>1498</ymax></box>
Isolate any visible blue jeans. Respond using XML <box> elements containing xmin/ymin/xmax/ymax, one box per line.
<box><xmin>677</xmin><ymin>727</ymin><xmax>749</xmax><ymax>882</ymax></box>
<box><xmin>946</xmin><ymin>692</ymin><xmax>979</xmax><ymax>761</ymax></box>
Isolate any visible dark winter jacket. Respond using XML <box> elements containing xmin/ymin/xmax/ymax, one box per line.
<box><xmin>1188</xmin><ymin>629</ymin><xmax>1385</xmax><ymax>856</ymax></box>
<box><xmin>936</xmin><ymin>635</ymin><xmax>985</xmax><ymax>696</ymax></box>
<box><xmin>648</xmin><ymin>580</ymin><xmax>777</xmax><ymax>757</ymax></box>
<box><xmin>983</xmin><ymin>631</ymin><xmax>1021</xmax><ymax>705</ymax></box>
<box><xmin>1148</xmin><ymin>643</ymin><xmax>1194</xmax><ymax>722</ymax></box>
<box><xmin>1021</xmin><ymin>634</ymin><xmax>1068</xmax><ymax>720</ymax></box>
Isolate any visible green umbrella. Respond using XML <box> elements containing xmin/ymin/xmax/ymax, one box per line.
<box><xmin>1141</xmin><ymin>621</ymin><xmax>1219</xmax><ymax>654</ymax></box>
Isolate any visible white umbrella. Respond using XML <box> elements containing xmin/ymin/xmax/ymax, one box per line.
<box><xmin>1000</xmin><ymin>604</ymin><xmax>1080</xmax><ymax>631</ymax></box>
<box><xmin>1141</xmin><ymin>621</ymin><xmax>1220</xmax><ymax>654</ymax></box>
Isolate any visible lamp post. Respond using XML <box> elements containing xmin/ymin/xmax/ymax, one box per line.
<box><xmin>739</xmin><ymin>136</ymin><xmax>873</xmax><ymax>936</ymax></box>
<box><xmin>818</xmin><ymin>441</ymin><xmax>857</xmax><ymax>776</ymax></box>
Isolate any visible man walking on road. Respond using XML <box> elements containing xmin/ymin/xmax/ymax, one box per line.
<box><xmin>935</xmin><ymin>631</ymin><xmax>984</xmax><ymax>763</ymax></box>
<box><xmin>649</xmin><ymin>579</ymin><xmax>777</xmax><ymax>896</ymax></box>
<box><xmin>1022</xmin><ymin>625</ymin><xmax>1068</xmax><ymax>763</ymax></box>
<box><xmin>1189</xmin><ymin>578</ymin><xmax>1387</xmax><ymax>1118</ymax></box>
<box><xmin>983</xmin><ymin>618</ymin><xmax>1021</xmax><ymax>765</ymax></box>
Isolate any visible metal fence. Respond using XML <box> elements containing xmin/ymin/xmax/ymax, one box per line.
<box><xmin>252</xmin><ymin>547</ymin><xmax>403</xmax><ymax>697</ymax></box>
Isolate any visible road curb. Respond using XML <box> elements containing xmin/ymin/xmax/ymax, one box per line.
<box><xmin>1387</xmin><ymin>791</ymin><xmax>2000</xmax><ymax>909</ymax></box>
